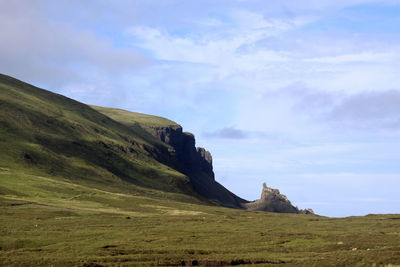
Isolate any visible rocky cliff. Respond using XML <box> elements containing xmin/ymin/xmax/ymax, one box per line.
<box><xmin>243</xmin><ymin>182</ymin><xmax>314</xmax><ymax>214</ymax></box>
<box><xmin>143</xmin><ymin>125</ymin><xmax>247</xmax><ymax>208</ymax></box>
<box><xmin>143</xmin><ymin>126</ymin><xmax>314</xmax><ymax>213</ymax></box>
<box><xmin>89</xmin><ymin>105</ymin><xmax>313</xmax><ymax>213</ymax></box>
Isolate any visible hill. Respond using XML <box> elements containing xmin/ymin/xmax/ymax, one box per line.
<box><xmin>0</xmin><ymin>73</ymin><xmax>247</xmax><ymax>207</ymax></box>
<box><xmin>90</xmin><ymin>104</ymin><xmax>247</xmax><ymax>208</ymax></box>
<box><xmin>90</xmin><ymin>105</ymin><xmax>307</xmax><ymax>213</ymax></box>
<box><xmin>1</xmin><ymin>74</ymin><xmax>400</xmax><ymax>266</ymax></box>
<box><xmin>0</xmin><ymin>73</ymin><xmax>205</xmax><ymax>201</ymax></box>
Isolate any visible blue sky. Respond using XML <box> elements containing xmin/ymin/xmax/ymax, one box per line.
<box><xmin>1</xmin><ymin>0</ymin><xmax>400</xmax><ymax>217</ymax></box>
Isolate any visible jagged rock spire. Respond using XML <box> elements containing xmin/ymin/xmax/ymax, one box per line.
<box><xmin>242</xmin><ymin>182</ymin><xmax>314</xmax><ymax>214</ymax></box>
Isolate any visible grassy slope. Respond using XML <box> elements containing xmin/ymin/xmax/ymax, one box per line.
<box><xmin>0</xmin><ymin>73</ymin><xmax>200</xmax><ymax>201</ymax></box>
<box><xmin>90</xmin><ymin>105</ymin><xmax>178</xmax><ymax>128</ymax></box>
<box><xmin>1</xmin><ymin>74</ymin><xmax>400</xmax><ymax>266</ymax></box>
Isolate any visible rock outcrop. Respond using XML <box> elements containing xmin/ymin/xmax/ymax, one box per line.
<box><xmin>143</xmin><ymin>125</ymin><xmax>247</xmax><ymax>208</ymax></box>
<box><xmin>243</xmin><ymin>182</ymin><xmax>314</xmax><ymax>214</ymax></box>
<box><xmin>300</xmin><ymin>208</ymin><xmax>315</xmax><ymax>215</ymax></box>
<box><xmin>142</xmin><ymin>125</ymin><xmax>313</xmax><ymax>213</ymax></box>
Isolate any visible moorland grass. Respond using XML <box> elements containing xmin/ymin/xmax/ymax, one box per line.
<box><xmin>1</xmin><ymin>170</ymin><xmax>400</xmax><ymax>266</ymax></box>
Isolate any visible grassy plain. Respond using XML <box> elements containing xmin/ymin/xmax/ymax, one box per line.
<box><xmin>1</xmin><ymin>169</ymin><xmax>400</xmax><ymax>266</ymax></box>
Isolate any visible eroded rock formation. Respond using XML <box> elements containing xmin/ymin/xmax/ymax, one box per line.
<box><xmin>243</xmin><ymin>182</ymin><xmax>314</xmax><ymax>214</ymax></box>
<box><xmin>143</xmin><ymin>125</ymin><xmax>313</xmax><ymax>213</ymax></box>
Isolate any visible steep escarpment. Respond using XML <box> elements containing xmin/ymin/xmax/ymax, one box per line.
<box><xmin>144</xmin><ymin>126</ymin><xmax>213</xmax><ymax>178</ymax></box>
<box><xmin>143</xmin><ymin>125</ymin><xmax>247</xmax><ymax>208</ymax></box>
<box><xmin>89</xmin><ymin>105</ymin><xmax>247</xmax><ymax>208</ymax></box>
<box><xmin>92</xmin><ymin>106</ymin><xmax>313</xmax><ymax>212</ymax></box>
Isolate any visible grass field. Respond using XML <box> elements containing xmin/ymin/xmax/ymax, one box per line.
<box><xmin>1</xmin><ymin>169</ymin><xmax>400</xmax><ymax>266</ymax></box>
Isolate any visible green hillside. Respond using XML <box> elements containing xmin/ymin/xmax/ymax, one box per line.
<box><xmin>90</xmin><ymin>105</ymin><xmax>178</xmax><ymax>128</ymax></box>
<box><xmin>0</xmin><ymin>73</ymin><xmax>200</xmax><ymax>201</ymax></box>
<box><xmin>1</xmin><ymin>74</ymin><xmax>400</xmax><ymax>266</ymax></box>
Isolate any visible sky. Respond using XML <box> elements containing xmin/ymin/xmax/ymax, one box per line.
<box><xmin>1</xmin><ymin>0</ymin><xmax>400</xmax><ymax>217</ymax></box>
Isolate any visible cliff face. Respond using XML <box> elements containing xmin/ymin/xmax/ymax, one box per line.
<box><xmin>143</xmin><ymin>125</ymin><xmax>246</xmax><ymax>208</ymax></box>
<box><xmin>144</xmin><ymin>126</ymin><xmax>314</xmax><ymax>213</ymax></box>
<box><xmin>243</xmin><ymin>183</ymin><xmax>314</xmax><ymax>214</ymax></box>
<box><xmin>143</xmin><ymin>126</ymin><xmax>213</xmax><ymax>177</ymax></box>
<box><xmin>144</xmin><ymin>125</ymin><xmax>247</xmax><ymax>208</ymax></box>
<box><xmin>88</xmin><ymin>105</ymin><xmax>313</xmax><ymax>213</ymax></box>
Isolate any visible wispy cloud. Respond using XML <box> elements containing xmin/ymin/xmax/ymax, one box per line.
<box><xmin>305</xmin><ymin>51</ymin><xmax>396</xmax><ymax>64</ymax></box>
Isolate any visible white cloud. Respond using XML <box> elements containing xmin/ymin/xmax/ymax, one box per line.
<box><xmin>124</xmin><ymin>9</ymin><xmax>306</xmax><ymax>81</ymax></box>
